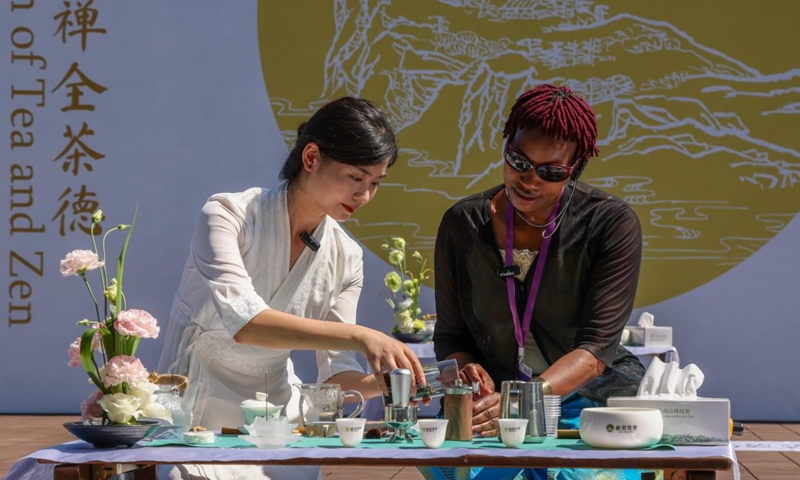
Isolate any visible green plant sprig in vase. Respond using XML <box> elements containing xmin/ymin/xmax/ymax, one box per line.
<box><xmin>381</xmin><ymin>236</ymin><xmax>433</xmax><ymax>335</ymax></box>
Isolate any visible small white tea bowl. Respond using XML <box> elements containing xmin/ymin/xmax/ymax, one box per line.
<box><xmin>335</xmin><ymin>418</ymin><xmax>367</xmax><ymax>447</ymax></box>
<box><xmin>498</xmin><ymin>418</ymin><xmax>528</xmax><ymax>448</ymax></box>
<box><xmin>417</xmin><ymin>419</ymin><xmax>448</xmax><ymax>449</ymax></box>
<box><xmin>579</xmin><ymin>407</ymin><xmax>663</xmax><ymax>449</ymax></box>
<box><xmin>240</xmin><ymin>399</ymin><xmax>284</xmax><ymax>425</ymax></box>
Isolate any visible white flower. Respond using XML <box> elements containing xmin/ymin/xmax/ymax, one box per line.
<box><xmin>388</xmin><ymin>249</ymin><xmax>404</xmax><ymax>266</ymax></box>
<box><xmin>130</xmin><ymin>382</ymin><xmax>173</xmax><ymax>424</ymax></box>
<box><xmin>384</xmin><ymin>272</ymin><xmax>402</xmax><ymax>293</ymax></box>
<box><xmin>394</xmin><ymin>309</ymin><xmax>413</xmax><ymax>324</ymax></box>
<box><xmin>397</xmin><ymin>317</ymin><xmax>415</xmax><ymax>334</ymax></box>
<box><xmin>402</xmin><ymin>279</ymin><xmax>416</xmax><ymax>297</ymax></box>
<box><xmin>141</xmin><ymin>401</ymin><xmax>172</xmax><ymax>424</ymax></box>
<box><xmin>129</xmin><ymin>381</ymin><xmax>158</xmax><ymax>400</ymax></box>
<box><xmin>98</xmin><ymin>393</ymin><xmax>142</xmax><ymax>424</ymax></box>
<box><xmin>398</xmin><ymin>298</ymin><xmax>413</xmax><ymax>310</ymax></box>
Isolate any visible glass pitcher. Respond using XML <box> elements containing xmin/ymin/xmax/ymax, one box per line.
<box><xmin>294</xmin><ymin>383</ymin><xmax>364</xmax><ymax>436</ymax></box>
<box><xmin>151</xmin><ymin>382</ymin><xmax>201</xmax><ymax>438</ymax></box>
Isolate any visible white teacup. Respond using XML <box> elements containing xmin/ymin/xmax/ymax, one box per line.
<box><xmin>499</xmin><ymin>418</ymin><xmax>528</xmax><ymax>448</ymax></box>
<box><xmin>335</xmin><ymin>418</ymin><xmax>367</xmax><ymax>447</ymax></box>
<box><xmin>417</xmin><ymin>419</ymin><xmax>448</xmax><ymax>449</ymax></box>
<box><xmin>240</xmin><ymin>400</ymin><xmax>284</xmax><ymax>425</ymax></box>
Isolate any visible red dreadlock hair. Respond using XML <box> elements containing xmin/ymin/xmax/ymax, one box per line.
<box><xmin>503</xmin><ymin>84</ymin><xmax>600</xmax><ymax>178</ymax></box>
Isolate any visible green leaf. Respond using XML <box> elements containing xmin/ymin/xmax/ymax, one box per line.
<box><xmin>80</xmin><ymin>329</ymin><xmax>107</xmax><ymax>393</ymax></box>
<box><xmin>130</xmin><ymin>336</ymin><xmax>141</xmax><ymax>357</ymax></box>
<box><xmin>114</xmin><ymin>209</ymin><xmax>137</xmax><ymax>315</ymax></box>
<box><xmin>100</xmin><ymin>326</ymin><xmax>114</xmax><ymax>358</ymax></box>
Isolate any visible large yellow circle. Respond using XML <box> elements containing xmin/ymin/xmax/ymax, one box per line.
<box><xmin>258</xmin><ymin>1</ymin><xmax>800</xmax><ymax>307</ymax></box>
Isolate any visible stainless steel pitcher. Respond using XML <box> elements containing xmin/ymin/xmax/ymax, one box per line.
<box><xmin>500</xmin><ymin>380</ymin><xmax>547</xmax><ymax>443</ymax></box>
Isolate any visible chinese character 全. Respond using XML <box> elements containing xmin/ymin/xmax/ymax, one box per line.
<box><xmin>52</xmin><ymin>62</ymin><xmax>107</xmax><ymax>112</ymax></box>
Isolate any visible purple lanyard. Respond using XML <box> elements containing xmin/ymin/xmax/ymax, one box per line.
<box><xmin>505</xmin><ymin>190</ymin><xmax>563</xmax><ymax>375</ymax></box>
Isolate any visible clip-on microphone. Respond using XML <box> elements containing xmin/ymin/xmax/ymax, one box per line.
<box><xmin>300</xmin><ymin>232</ymin><xmax>320</xmax><ymax>252</ymax></box>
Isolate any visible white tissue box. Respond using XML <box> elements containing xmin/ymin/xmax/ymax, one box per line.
<box><xmin>607</xmin><ymin>396</ymin><xmax>730</xmax><ymax>445</ymax></box>
<box><xmin>625</xmin><ymin>326</ymin><xmax>672</xmax><ymax>347</ymax></box>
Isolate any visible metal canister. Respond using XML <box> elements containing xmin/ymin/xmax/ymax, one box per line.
<box><xmin>443</xmin><ymin>378</ymin><xmax>480</xmax><ymax>441</ymax></box>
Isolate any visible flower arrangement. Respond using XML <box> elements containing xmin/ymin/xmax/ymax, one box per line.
<box><xmin>381</xmin><ymin>236</ymin><xmax>433</xmax><ymax>334</ymax></box>
<box><xmin>62</xmin><ymin>210</ymin><xmax>172</xmax><ymax>426</ymax></box>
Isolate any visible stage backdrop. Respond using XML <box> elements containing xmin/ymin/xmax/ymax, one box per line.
<box><xmin>1</xmin><ymin>0</ymin><xmax>798</xmax><ymax>421</ymax></box>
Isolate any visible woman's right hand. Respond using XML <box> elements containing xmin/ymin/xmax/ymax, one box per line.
<box><xmin>460</xmin><ymin>362</ymin><xmax>495</xmax><ymax>397</ymax></box>
<box><xmin>459</xmin><ymin>363</ymin><xmax>501</xmax><ymax>437</ymax></box>
<box><xmin>356</xmin><ymin>328</ymin><xmax>426</xmax><ymax>396</ymax></box>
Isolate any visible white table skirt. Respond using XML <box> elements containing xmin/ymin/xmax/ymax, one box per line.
<box><xmin>16</xmin><ymin>439</ymin><xmax>737</xmax><ymax>467</ymax></box>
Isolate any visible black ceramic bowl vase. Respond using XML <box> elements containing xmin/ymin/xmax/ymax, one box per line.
<box><xmin>392</xmin><ymin>332</ymin><xmax>429</xmax><ymax>343</ymax></box>
<box><xmin>63</xmin><ymin>420</ymin><xmax>160</xmax><ymax>448</ymax></box>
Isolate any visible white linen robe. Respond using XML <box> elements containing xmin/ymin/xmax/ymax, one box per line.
<box><xmin>156</xmin><ymin>182</ymin><xmax>365</xmax><ymax>480</ymax></box>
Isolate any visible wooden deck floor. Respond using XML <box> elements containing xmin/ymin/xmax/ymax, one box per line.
<box><xmin>2</xmin><ymin>416</ymin><xmax>799</xmax><ymax>479</ymax></box>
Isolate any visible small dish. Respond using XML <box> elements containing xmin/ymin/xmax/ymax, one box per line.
<box><xmin>241</xmin><ymin>434</ymin><xmax>302</xmax><ymax>449</ymax></box>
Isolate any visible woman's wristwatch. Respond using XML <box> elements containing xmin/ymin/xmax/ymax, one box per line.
<box><xmin>532</xmin><ymin>376</ymin><xmax>553</xmax><ymax>395</ymax></box>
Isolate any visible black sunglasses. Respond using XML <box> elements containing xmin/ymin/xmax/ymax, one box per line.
<box><xmin>503</xmin><ymin>145</ymin><xmax>575</xmax><ymax>183</ymax></box>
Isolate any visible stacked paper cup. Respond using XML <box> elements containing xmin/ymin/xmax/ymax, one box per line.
<box><xmin>543</xmin><ymin>395</ymin><xmax>561</xmax><ymax>438</ymax></box>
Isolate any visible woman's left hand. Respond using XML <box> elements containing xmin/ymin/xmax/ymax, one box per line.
<box><xmin>472</xmin><ymin>391</ymin><xmax>502</xmax><ymax>438</ymax></box>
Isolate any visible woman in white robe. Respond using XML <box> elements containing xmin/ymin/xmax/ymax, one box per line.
<box><xmin>156</xmin><ymin>97</ymin><xmax>424</xmax><ymax>480</ymax></box>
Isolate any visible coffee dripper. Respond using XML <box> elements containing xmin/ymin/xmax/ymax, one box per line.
<box><xmin>384</xmin><ymin>368</ymin><xmax>417</xmax><ymax>443</ymax></box>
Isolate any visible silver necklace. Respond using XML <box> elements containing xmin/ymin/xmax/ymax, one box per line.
<box><xmin>504</xmin><ymin>182</ymin><xmax>577</xmax><ymax>238</ymax></box>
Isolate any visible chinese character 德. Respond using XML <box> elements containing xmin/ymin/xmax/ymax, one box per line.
<box><xmin>52</xmin><ymin>185</ymin><xmax>102</xmax><ymax>236</ymax></box>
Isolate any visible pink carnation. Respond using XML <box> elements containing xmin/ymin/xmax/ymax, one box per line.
<box><xmin>114</xmin><ymin>309</ymin><xmax>160</xmax><ymax>339</ymax></box>
<box><xmin>67</xmin><ymin>330</ymin><xmax>103</xmax><ymax>368</ymax></box>
<box><xmin>103</xmin><ymin>355</ymin><xmax>149</xmax><ymax>387</ymax></box>
<box><xmin>67</xmin><ymin>337</ymin><xmax>82</xmax><ymax>368</ymax></box>
<box><xmin>81</xmin><ymin>390</ymin><xmax>105</xmax><ymax>420</ymax></box>
<box><xmin>60</xmin><ymin>250</ymin><xmax>104</xmax><ymax>277</ymax></box>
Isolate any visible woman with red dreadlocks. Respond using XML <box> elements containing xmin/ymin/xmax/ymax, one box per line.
<box><xmin>430</xmin><ymin>84</ymin><xmax>648</xmax><ymax>479</ymax></box>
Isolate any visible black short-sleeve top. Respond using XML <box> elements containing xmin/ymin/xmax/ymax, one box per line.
<box><xmin>433</xmin><ymin>182</ymin><xmax>645</xmax><ymax>402</ymax></box>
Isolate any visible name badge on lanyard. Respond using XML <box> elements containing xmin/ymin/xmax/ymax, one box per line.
<box><xmin>518</xmin><ymin>348</ymin><xmax>533</xmax><ymax>381</ymax></box>
<box><xmin>504</xmin><ymin>190</ymin><xmax>563</xmax><ymax>382</ymax></box>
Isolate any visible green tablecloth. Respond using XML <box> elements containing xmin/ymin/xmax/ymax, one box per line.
<box><xmin>289</xmin><ymin>437</ymin><xmax>674</xmax><ymax>450</ymax></box>
<box><xmin>142</xmin><ymin>435</ymin><xmax>254</xmax><ymax>448</ymax></box>
<box><xmin>142</xmin><ymin>435</ymin><xmax>674</xmax><ymax>451</ymax></box>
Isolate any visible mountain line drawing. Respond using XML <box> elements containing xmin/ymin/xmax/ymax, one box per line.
<box><xmin>260</xmin><ymin>0</ymin><xmax>799</xmax><ymax>305</ymax></box>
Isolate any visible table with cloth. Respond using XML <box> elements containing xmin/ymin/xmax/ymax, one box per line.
<box><xmin>6</xmin><ymin>434</ymin><xmax>738</xmax><ymax>480</ymax></box>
